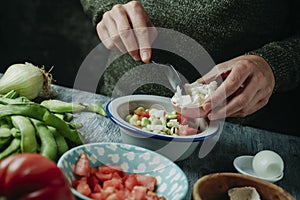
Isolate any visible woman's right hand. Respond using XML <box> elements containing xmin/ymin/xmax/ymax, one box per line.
<box><xmin>96</xmin><ymin>1</ymin><xmax>157</xmax><ymax>63</ymax></box>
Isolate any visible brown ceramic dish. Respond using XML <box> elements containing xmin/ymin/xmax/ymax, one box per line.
<box><xmin>193</xmin><ymin>173</ymin><xmax>295</xmax><ymax>200</ymax></box>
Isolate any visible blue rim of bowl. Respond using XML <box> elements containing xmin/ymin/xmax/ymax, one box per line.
<box><xmin>106</xmin><ymin>95</ymin><xmax>220</xmax><ymax>142</ymax></box>
<box><xmin>57</xmin><ymin>142</ymin><xmax>189</xmax><ymax>200</ymax></box>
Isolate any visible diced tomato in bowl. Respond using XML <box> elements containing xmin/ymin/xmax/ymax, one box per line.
<box><xmin>73</xmin><ymin>153</ymin><xmax>165</xmax><ymax>200</ymax></box>
<box><xmin>57</xmin><ymin>143</ymin><xmax>189</xmax><ymax>200</ymax></box>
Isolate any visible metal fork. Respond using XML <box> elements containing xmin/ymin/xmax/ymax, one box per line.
<box><xmin>150</xmin><ymin>60</ymin><xmax>185</xmax><ymax>94</ymax></box>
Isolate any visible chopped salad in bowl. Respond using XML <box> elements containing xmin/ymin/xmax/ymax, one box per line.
<box><xmin>106</xmin><ymin>94</ymin><xmax>219</xmax><ymax>161</ymax></box>
<box><xmin>125</xmin><ymin>106</ymin><xmax>208</xmax><ymax>136</ymax></box>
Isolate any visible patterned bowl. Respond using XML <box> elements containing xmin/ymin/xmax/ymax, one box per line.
<box><xmin>57</xmin><ymin>142</ymin><xmax>188</xmax><ymax>200</ymax></box>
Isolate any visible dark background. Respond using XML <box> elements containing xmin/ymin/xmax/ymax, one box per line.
<box><xmin>0</xmin><ymin>0</ymin><xmax>99</xmax><ymax>88</ymax></box>
<box><xmin>0</xmin><ymin>0</ymin><xmax>298</xmax><ymax>136</ymax></box>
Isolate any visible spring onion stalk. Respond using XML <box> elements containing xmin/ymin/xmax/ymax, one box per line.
<box><xmin>0</xmin><ymin>62</ymin><xmax>53</xmax><ymax>100</ymax></box>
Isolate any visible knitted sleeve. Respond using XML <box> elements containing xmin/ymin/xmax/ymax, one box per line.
<box><xmin>247</xmin><ymin>35</ymin><xmax>300</xmax><ymax>93</ymax></box>
<box><xmin>247</xmin><ymin>0</ymin><xmax>300</xmax><ymax>94</ymax></box>
<box><xmin>80</xmin><ymin>0</ymin><xmax>130</xmax><ymax>26</ymax></box>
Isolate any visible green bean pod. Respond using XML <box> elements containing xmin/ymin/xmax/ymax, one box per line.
<box><xmin>0</xmin><ymin>96</ymin><xmax>31</xmax><ymax>105</ymax></box>
<box><xmin>63</xmin><ymin>112</ymin><xmax>74</xmax><ymax>122</ymax></box>
<box><xmin>0</xmin><ymin>138</ymin><xmax>20</xmax><ymax>160</ymax></box>
<box><xmin>42</xmin><ymin>110</ymin><xmax>83</xmax><ymax>145</ymax></box>
<box><xmin>0</xmin><ymin>104</ymin><xmax>83</xmax><ymax>145</ymax></box>
<box><xmin>40</xmin><ymin>99</ymin><xmax>86</xmax><ymax>113</ymax></box>
<box><xmin>31</xmin><ymin>119</ymin><xmax>58</xmax><ymax>161</ymax></box>
<box><xmin>82</xmin><ymin>102</ymin><xmax>107</xmax><ymax>116</ymax></box>
<box><xmin>11</xmin><ymin>115</ymin><xmax>38</xmax><ymax>153</ymax></box>
<box><xmin>10</xmin><ymin>127</ymin><xmax>21</xmax><ymax>138</ymax></box>
<box><xmin>0</xmin><ymin>127</ymin><xmax>12</xmax><ymax>150</ymax></box>
<box><xmin>48</xmin><ymin>126</ymin><xmax>69</xmax><ymax>157</ymax></box>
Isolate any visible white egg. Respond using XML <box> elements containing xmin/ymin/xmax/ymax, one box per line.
<box><xmin>252</xmin><ymin>150</ymin><xmax>284</xmax><ymax>179</ymax></box>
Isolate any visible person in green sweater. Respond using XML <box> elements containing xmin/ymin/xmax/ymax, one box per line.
<box><xmin>80</xmin><ymin>0</ymin><xmax>300</xmax><ymax>134</ymax></box>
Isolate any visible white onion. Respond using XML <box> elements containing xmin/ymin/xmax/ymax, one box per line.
<box><xmin>0</xmin><ymin>62</ymin><xmax>53</xmax><ymax>100</ymax></box>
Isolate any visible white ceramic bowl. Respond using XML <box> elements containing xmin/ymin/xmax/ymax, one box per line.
<box><xmin>106</xmin><ymin>94</ymin><xmax>219</xmax><ymax>161</ymax></box>
<box><xmin>57</xmin><ymin>142</ymin><xmax>188</xmax><ymax>200</ymax></box>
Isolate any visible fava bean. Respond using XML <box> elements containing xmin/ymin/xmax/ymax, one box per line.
<box><xmin>31</xmin><ymin>119</ymin><xmax>57</xmax><ymax>161</ymax></box>
<box><xmin>0</xmin><ymin>104</ymin><xmax>83</xmax><ymax>145</ymax></box>
<box><xmin>82</xmin><ymin>102</ymin><xmax>107</xmax><ymax>116</ymax></box>
<box><xmin>0</xmin><ymin>138</ymin><xmax>20</xmax><ymax>160</ymax></box>
<box><xmin>165</xmin><ymin>113</ymin><xmax>177</xmax><ymax>119</ymax></box>
<box><xmin>141</xmin><ymin>117</ymin><xmax>151</xmax><ymax>127</ymax></box>
<box><xmin>41</xmin><ymin>100</ymin><xmax>107</xmax><ymax>117</ymax></box>
<box><xmin>0</xmin><ymin>127</ymin><xmax>12</xmax><ymax>150</ymax></box>
<box><xmin>48</xmin><ymin>126</ymin><xmax>69</xmax><ymax>157</ymax></box>
<box><xmin>41</xmin><ymin>99</ymin><xmax>86</xmax><ymax>113</ymax></box>
<box><xmin>11</xmin><ymin>115</ymin><xmax>38</xmax><ymax>153</ymax></box>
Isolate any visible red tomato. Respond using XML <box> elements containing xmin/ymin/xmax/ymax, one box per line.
<box><xmin>0</xmin><ymin>153</ymin><xmax>75</xmax><ymax>200</ymax></box>
<box><xmin>76</xmin><ymin>181</ymin><xmax>92</xmax><ymax>196</ymax></box>
<box><xmin>99</xmin><ymin>165</ymin><xmax>122</xmax><ymax>175</ymax></box>
<box><xmin>95</xmin><ymin>171</ymin><xmax>113</xmax><ymax>182</ymax></box>
<box><xmin>103</xmin><ymin>178</ymin><xmax>123</xmax><ymax>190</ymax></box>
<box><xmin>93</xmin><ymin>183</ymin><xmax>102</xmax><ymax>193</ymax></box>
<box><xmin>178</xmin><ymin>125</ymin><xmax>200</xmax><ymax>136</ymax></box>
<box><xmin>177</xmin><ymin>114</ymin><xmax>188</xmax><ymax>125</ymax></box>
<box><xmin>134</xmin><ymin>109</ymin><xmax>150</xmax><ymax>119</ymax></box>
<box><xmin>72</xmin><ymin>154</ymin><xmax>165</xmax><ymax>200</ymax></box>
<box><xmin>88</xmin><ymin>174</ymin><xmax>100</xmax><ymax>190</ymax></box>
<box><xmin>74</xmin><ymin>154</ymin><xmax>90</xmax><ymax>177</ymax></box>
<box><xmin>186</xmin><ymin>127</ymin><xmax>200</xmax><ymax>135</ymax></box>
<box><xmin>90</xmin><ymin>192</ymin><xmax>102</xmax><ymax>200</ymax></box>
<box><xmin>130</xmin><ymin>186</ymin><xmax>147</xmax><ymax>200</ymax></box>
<box><xmin>136</xmin><ymin>174</ymin><xmax>157</xmax><ymax>191</ymax></box>
<box><xmin>124</xmin><ymin>174</ymin><xmax>139</xmax><ymax>190</ymax></box>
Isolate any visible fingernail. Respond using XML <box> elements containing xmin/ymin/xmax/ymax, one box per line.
<box><xmin>132</xmin><ymin>55</ymin><xmax>140</xmax><ymax>61</ymax></box>
<box><xmin>208</xmin><ymin>113</ymin><xmax>212</xmax><ymax>120</ymax></box>
<box><xmin>142</xmin><ymin>51</ymin><xmax>149</xmax><ymax>61</ymax></box>
<box><xmin>203</xmin><ymin>102</ymin><xmax>211</xmax><ymax>111</ymax></box>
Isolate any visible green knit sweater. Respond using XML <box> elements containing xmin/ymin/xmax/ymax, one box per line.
<box><xmin>80</xmin><ymin>0</ymin><xmax>300</xmax><ymax>132</ymax></box>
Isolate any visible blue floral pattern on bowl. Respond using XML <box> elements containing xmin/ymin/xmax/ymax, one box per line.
<box><xmin>57</xmin><ymin>142</ymin><xmax>188</xmax><ymax>200</ymax></box>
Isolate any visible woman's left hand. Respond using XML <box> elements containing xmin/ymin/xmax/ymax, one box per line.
<box><xmin>199</xmin><ymin>54</ymin><xmax>275</xmax><ymax>120</ymax></box>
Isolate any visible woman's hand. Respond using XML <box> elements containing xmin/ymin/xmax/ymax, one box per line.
<box><xmin>199</xmin><ymin>54</ymin><xmax>275</xmax><ymax>120</ymax></box>
<box><xmin>96</xmin><ymin>1</ymin><xmax>157</xmax><ymax>63</ymax></box>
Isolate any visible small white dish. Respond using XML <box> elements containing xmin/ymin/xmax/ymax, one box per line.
<box><xmin>233</xmin><ymin>155</ymin><xmax>284</xmax><ymax>183</ymax></box>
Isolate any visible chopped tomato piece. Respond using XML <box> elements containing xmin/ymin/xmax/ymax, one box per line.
<box><xmin>74</xmin><ymin>154</ymin><xmax>90</xmax><ymax>177</ymax></box>
<box><xmin>93</xmin><ymin>183</ymin><xmax>102</xmax><ymax>193</ymax></box>
<box><xmin>76</xmin><ymin>181</ymin><xmax>92</xmax><ymax>196</ymax></box>
<box><xmin>98</xmin><ymin>165</ymin><xmax>123</xmax><ymax>176</ymax></box>
<box><xmin>103</xmin><ymin>178</ymin><xmax>123</xmax><ymax>190</ymax></box>
<box><xmin>136</xmin><ymin>174</ymin><xmax>157</xmax><ymax>191</ymax></box>
<box><xmin>130</xmin><ymin>186</ymin><xmax>147</xmax><ymax>200</ymax></box>
<box><xmin>72</xmin><ymin>154</ymin><xmax>165</xmax><ymax>200</ymax></box>
<box><xmin>95</xmin><ymin>171</ymin><xmax>113</xmax><ymax>182</ymax></box>
<box><xmin>125</xmin><ymin>173</ymin><xmax>139</xmax><ymax>190</ymax></box>
<box><xmin>115</xmin><ymin>190</ymin><xmax>126</xmax><ymax>199</ymax></box>
<box><xmin>90</xmin><ymin>192</ymin><xmax>102</xmax><ymax>200</ymax></box>
<box><xmin>101</xmin><ymin>187</ymin><xmax>115</xmax><ymax>199</ymax></box>
<box><xmin>178</xmin><ymin>125</ymin><xmax>200</xmax><ymax>136</ymax></box>
<box><xmin>88</xmin><ymin>174</ymin><xmax>99</xmax><ymax>190</ymax></box>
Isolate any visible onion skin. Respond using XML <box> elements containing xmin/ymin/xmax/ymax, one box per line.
<box><xmin>0</xmin><ymin>62</ymin><xmax>52</xmax><ymax>100</ymax></box>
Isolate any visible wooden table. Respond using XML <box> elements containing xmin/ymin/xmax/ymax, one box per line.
<box><xmin>53</xmin><ymin>85</ymin><xmax>300</xmax><ymax>199</ymax></box>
